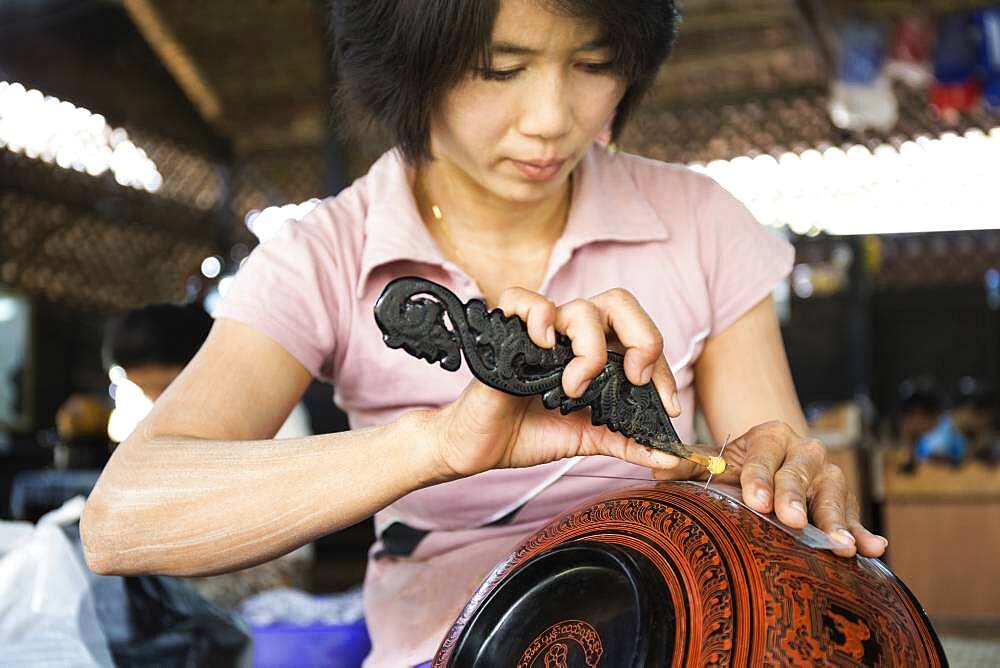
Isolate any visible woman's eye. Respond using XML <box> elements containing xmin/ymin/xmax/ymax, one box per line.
<box><xmin>479</xmin><ymin>68</ymin><xmax>522</xmax><ymax>81</ymax></box>
<box><xmin>578</xmin><ymin>61</ymin><xmax>615</xmax><ymax>74</ymax></box>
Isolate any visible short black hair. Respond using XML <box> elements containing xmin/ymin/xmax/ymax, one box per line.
<box><xmin>330</xmin><ymin>0</ymin><xmax>682</xmax><ymax>163</ymax></box>
<box><xmin>898</xmin><ymin>378</ymin><xmax>942</xmax><ymax>416</ymax></box>
<box><xmin>899</xmin><ymin>389</ymin><xmax>942</xmax><ymax>417</ymax></box>
<box><xmin>103</xmin><ymin>303</ymin><xmax>212</xmax><ymax>370</ymax></box>
<box><xmin>953</xmin><ymin>378</ymin><xmax>995</xmax><ymax>414</ymax></box>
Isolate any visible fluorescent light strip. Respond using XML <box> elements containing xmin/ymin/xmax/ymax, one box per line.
<box><xmin>0</xmin><ymin>81</ymin><xmax>163</xmax><ymax>192</ymax></box>
<box><xmin>245</xmin><ymin>199</ymin><xmax>322</xmax><ymax>243</ymax></box>
<box><xmin>690</xmin><ymin>126</ymin><xmax>1000</xmax><ymax>236</ymax></box>
<box><xmin>237</xmin><ymin>129</ymin><xmax>1000</xmax><ymax>242</ymax></box>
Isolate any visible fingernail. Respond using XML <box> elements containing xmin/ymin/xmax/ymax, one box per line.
<box><xmin>640</xmin><ymin>365</ymin><xmax>653</xmax><ymax>385</ymax></box>
<box><xmin>790</xmin><ymin>500</ymin><xmax>806</xmax><ymax>519</ymax></box>
<box><xmin>878</xmin><ymin>536</ymin><xmax>889</xmax><ymax>549</ymax></box>
<box><xmin>832</xmin><ymin>529</ymin><xmax>856</xmax><ymax>546</ymax></box>
<box><xmin>668</xmin><ymin>393</ymin><xmax>681</xmax><ymax>416</ymax></box>
<box><xmin>754</xmin><ymin>489</ymin><xmax>770</xmax><ymax>506</ymax></box>
<box><xmin>546</xmin><ymin>326</ymin><xmax>556</xmax><ymax>348</ymax></box>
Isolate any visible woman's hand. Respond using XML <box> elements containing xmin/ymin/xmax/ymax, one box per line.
<box><xmin>423</xmin><ymin>286</ymin><xmax>685</xmax><ymax>480</ymax></box>
<box><xmin>652</xmin><ymin>421</ymin><xmax>888</xmax><ymax>559</ymax></box>
<box><xmin>421</xmin><ymin>287</ymin><xmax>885</xmax><ymax>560</ymax></box>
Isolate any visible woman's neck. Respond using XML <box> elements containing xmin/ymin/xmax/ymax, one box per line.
<box><xmin>414</xmin><ymin>158</ymin><xmax>571</xmax><ymax>301</ymax></box>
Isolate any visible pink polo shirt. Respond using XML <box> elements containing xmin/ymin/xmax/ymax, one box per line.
<box><xmin>214</xmin><ymin>145</ymin><xmax>794</xmax><ymax>666</ymax></box>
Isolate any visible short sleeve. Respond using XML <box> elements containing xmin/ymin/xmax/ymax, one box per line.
<box><xmin>212</xmin><ymin>218</ymin><xmax>339</xmax><ymax>382</ymax></box>
<box><xmin>694</xmin><ymin>177</ymin><xmax>795</xmax><ymax>336</ymax></box>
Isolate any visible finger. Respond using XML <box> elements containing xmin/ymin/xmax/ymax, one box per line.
<box><xmin>585</xmin><ymin>427</ymin><xmax>682</xmax><ymax>472</ymax></box>
<box><xmin>555</xmin><ymin>299</ymin><xmax>607</xmax><ymax>397</ymax></box>
<box><xmin>771</xmin><ymin>438</ymin><xmax>826</xmax><ymax>529</ymax></box>
<box><xmin>845</xmin><ymin>494</ymin><xmax>888</xmax><ymax>558</ymax></box>
<box><xmin>737</xmin><ymin>427</ymin><xmax>789</xmax><ymax>513</ymax></box>
<box><xmin>590</xmin><ymin>289</ymin><xmax>674</xmax><ymax>393</ymax></box>
<box><xmin>651</xmin><ymin>456</ymin><xmax>702</xmax><ymax>481</ymax></box>
<box><xmin>650</xmin><ymin>357</ymin><xmax>681</xmax><ymax>417</ymax></box>
<box><xmin>808</xmin><ymin>464</ymin><xmax>857</xmax><ymax>557</ymax></box>
<box><xmin>497</xmin><ymin>287</ymin><xmax>557</xmax><ymax>349</ymax></box>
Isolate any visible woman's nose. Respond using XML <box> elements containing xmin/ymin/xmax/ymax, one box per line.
<box><xmin>517</xmin><ymin>72</ymin><xmax>574</xmax><ymax>141</ymax></box>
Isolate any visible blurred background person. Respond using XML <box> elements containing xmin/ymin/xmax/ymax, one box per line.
<box><xmin>914</xmin><ymin>378</ymin><xmax>995</xmax><ymax>466</ymax></box>
<box><xmin>896</xmin><ymin>379</ymin><xmax>943</xmax><ymax>471</ymax></box>
<box><xmin>104</xmin><ymin>303</ymin><xmax>312</xmax><ymax>441</ymax></box>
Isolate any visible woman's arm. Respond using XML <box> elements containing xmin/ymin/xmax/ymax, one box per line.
<box><xmin>695</xmin><ymin>297</ymin><xmax>806</xmax><ymax>440</ymax></box>
<box><xmin>83</xmin><ymin>284</ymin><xmax>731</xmax><ymax>577</ymax></box>
<box><xmin>80</xmin><ymin>319</ymin><xmax>439</xmax><ymax>576</ymax></box>
<box><xmin>692</xmin><ymin>297</ymin><xmax>887</xmax><ymax>558</ymax></box>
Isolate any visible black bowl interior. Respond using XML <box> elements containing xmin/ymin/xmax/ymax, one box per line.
<box><xmin>449</xmin><ymin>540</ymin><xmax>675</xmax><ymax>667</ymax></box>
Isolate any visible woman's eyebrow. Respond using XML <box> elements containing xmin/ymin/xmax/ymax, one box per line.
<box><xmin>490</xmin><ymin>38</ymin><xmax>611</xmax><ymax>56</ymax></box>
<box><xmin>491</xmin><ymin>41</ymin><xmax>535</xmax><ymax>56</ymax></box>
<box><xmin>575</xmin><ymin>38</ymin><xmax>612</xmax><ymax>53</ymax></box>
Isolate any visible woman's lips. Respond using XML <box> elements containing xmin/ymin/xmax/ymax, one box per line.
<box><xmin>510</xmin><ymin>158</ymin><xmax>567</xmax><ymax>181</ymax></box>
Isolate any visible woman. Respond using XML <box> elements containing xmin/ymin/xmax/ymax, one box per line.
<box><xmin>81</xmin><ymin>1</ymin><xmax>888</xmax><ymax>665</ymax></box>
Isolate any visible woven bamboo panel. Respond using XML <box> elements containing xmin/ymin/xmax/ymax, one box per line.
<box><xmin>622</xmin><ymin>86</ymin><xmax>1000</xmax><ymax>165</ymax></box>
<box><xmin>0</xmin><ymin>191</ymin><xmax>213</xmax><ymax>310</ymax></box>
<box><xmin>126</xmin><ymin>128</ymin><xmax>226</xmax><ymax>212</ymax></box>
<box><xmin>875</xmin><ymin>231</ymin><xmax>1000</xmax><ymax>288</ymax></box>
<box><xmin>231</xmin><ymin>148</ymin><xmax>327</xmax><ymax>217</ymax></box>
<box><xmin>229</xmin><ymin>147</ymin><xmax>329</xmax><ymax>246</ymax></box>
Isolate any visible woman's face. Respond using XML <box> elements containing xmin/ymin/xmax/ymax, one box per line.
<box><xmin>428</xmin><ymin>0</ymin><xmax>626</xmax><ymax>204</ymax></box>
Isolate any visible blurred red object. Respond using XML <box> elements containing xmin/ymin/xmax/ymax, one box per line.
<box><xmin>930</xmin><ymin>79</ymin><xmax>982</xmax><ymax>119</ymax></box>
<box><xmin>891</xmin><ymin>16</ymin><xmax>934</xmax><ymax>65</ymax></box>
<box><xmin>888</xmin><ymin>16</ymin><xmax>934</xmax><ymax>87</ymax></box>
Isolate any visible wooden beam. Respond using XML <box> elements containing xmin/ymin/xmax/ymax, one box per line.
<box><xmin>122</xmin><ymin>0</ymin><xmax>223</xmax><ymax>126</ymax></box>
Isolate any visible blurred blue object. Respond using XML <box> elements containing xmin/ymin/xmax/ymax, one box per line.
<box><xmin>934</xmin><ymin>13</ymin><xmax>977</xmax><ymax>84</ymax></box>
<box><xmin>837</xmin><ymin>20</ymin><xmax>886</xmax><ymax>84</ymax></box>
<box><xmin>9</xmin><ymin>469</ymin><xmax>100</xmax><ymax>521</ymax></box>
<box><xmin>987</xmin><ymin>268</ymin><xmax>1000</xmax><ymax>310</ymax></box>
<box><xmin>915</xmin><ymin>415</ymin><xmax>967</xmax><ymax>463</ymax></box>
<box><xmin>972</xmin><ymin>8</ymin><xmax>1000</xmax><ymax>77</ymax></box>
<box><xmin>973</xmin><ymin>8</ymin><xmax>1000</xmax><ymax>108</ymax></box>
<box><xmin>250</xmin><ymin>619</ymin><xmax>371</xmax><ymax>668</ymax></box>
<box><xmin>829</xmin><ymin>19</ymin><xmax>898</xmax><ymax>131</ymax></box>
<box><xmin>985</xmin><ymin>76</ymin><xmax>1000</xmax><ymax>108</ymax></box>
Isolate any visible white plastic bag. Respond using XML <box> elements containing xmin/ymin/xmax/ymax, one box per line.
<box><xmin>0</xmin><ymin>497</ymin><xmax>113</xmax><ymax>667</ymax></box>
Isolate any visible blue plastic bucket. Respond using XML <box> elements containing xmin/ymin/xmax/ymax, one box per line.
<box><xmin>250</xmin><ymin>618</ymin><xmax>371</xmax><ymax>668</ymax></box>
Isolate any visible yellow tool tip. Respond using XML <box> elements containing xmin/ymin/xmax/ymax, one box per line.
<box><xmin>706</xmin><ymin>456</ymin><xmax>727</xmax><ymax>475</ymax></box>
<box><xmin>688</xmin><ymin>453</ymin><xmax>727</xmax><ymax>475</ymax></box>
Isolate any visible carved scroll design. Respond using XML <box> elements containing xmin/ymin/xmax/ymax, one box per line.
<box><xmin>374</xmin><ymin>276</ymin><xmax>685</xmax><ymax>455</ymax></box>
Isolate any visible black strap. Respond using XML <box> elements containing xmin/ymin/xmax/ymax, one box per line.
<box><xmin>373</xmin><ymin>522</ymin><xmax>431</xmax><ymax>559</ymax></box>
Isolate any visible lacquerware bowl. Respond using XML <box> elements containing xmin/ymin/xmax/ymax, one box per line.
<box><xmin>433</xmin><ymin>482</ymin><xmax>946</xmax><ymax>667</ymax></box>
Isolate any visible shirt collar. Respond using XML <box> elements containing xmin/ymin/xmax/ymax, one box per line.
<box><xmin>560</xmin><ymin>144</ymin><xmax>670</xmax><ymax>250</ymax></box>
<box><xmin>357</xmin><ymin>149</ymin><xmax>443</xmax><ymax>298</ymax></box>
<box><xmin>357</xmin><ymin>145</ymin><xmax>669</xmax><ymax>299</ymax></box>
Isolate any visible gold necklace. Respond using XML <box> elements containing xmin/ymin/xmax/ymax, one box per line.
<box><xmin>417</xmin><ymin>176</ymin><xmax>474</xmax><ymax>271</ymax></box>
<box><xmin>430</xmin><ymin>204</ymin><xmax>471</xmax><ymax>269</ymax></box>
<box><xmin>416</xmin><ymin>172</ymin><xmax>572</xmax><ymax>275</ymax></box>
